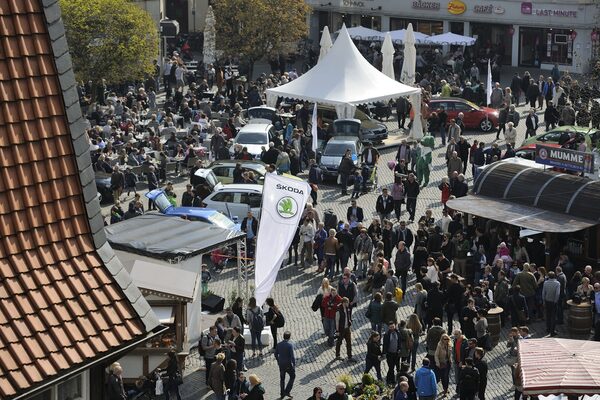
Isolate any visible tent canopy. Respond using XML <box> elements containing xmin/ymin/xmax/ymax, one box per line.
<box><xmin>339</xmin><ymin>26</ymin><xmax>384</xmax><ymax>40</ymax></box>
<box><xmin>105</xmin><ymin>214</ymin><xmax>246</xmax><ymax>261</ymax></box>
<box><xmin>266</xmin><ymin>25</ymin><xmax>420</xmax><ymax>118</ymax></box>
<box><xmin>425</xmin><ymin>32</ymin><xmax>476</xmax><ymax>46</ymax></box>
<box><xmin>519</xmin><ymin>338</ymin><xmax>600</xmax><ymax>395</ymax></box>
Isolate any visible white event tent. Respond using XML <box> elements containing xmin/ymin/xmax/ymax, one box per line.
<box><xmin>266</xmin><ymin>25</ymin><xmax>420</xmax><ymax>120</ymax></box>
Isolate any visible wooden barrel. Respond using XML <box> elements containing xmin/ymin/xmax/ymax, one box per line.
<box><xmin>567</xmin><ymin>300</ymin><xmax>592</xmax><ymax>337</ymax></box>
<box><xmin>487</xmin><ymin>306</ymin><xmax>503</xmax><ymax>347</ymax></box>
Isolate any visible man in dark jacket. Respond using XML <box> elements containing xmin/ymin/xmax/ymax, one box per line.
<box><xmin>426</xmin><ymin>285</ymin><xmax>445</xmax><ymax>327</ymax></box>
<box><xmin>381</xmin><ymin>292</ymin><xmax>399</xmax><ymax>325</ymax></box>
<box><xmin>346</xmin><ymin>199</ymin><xmax>364</xmax><ymax>224</ymax></box>
<box><xmin>308</xmin><ymin>159</ymin><xmax>323</xmax><ymax>205</ymax></box>
<box><xmin>526</xmin><ymin>79</ymin><xmax>539</xmax><ymax>108</ymax></box>
<box><xmin>181</xmin><ymin>184</ymin><xmax>195</xmax><ymax>207</ymax></box>
<box><xmin>525</xmin><ymin>109</ymin><xmax>539</xmax><ymax>139</ymax></box>
<box><xmin>261</xmin><ymin>142</ymin><xmax>279</xmax><ymax>165</ymax></box>
<box><xmin>275</xmin><ymin>331</ymin><xmax>296</xmax><ymax>398</ymax></box>
<box><xmin>473</xmin><ymin>348</ymin><xmax>488</xmax><ymax>400</ymax></box>
<box><xmin>510</xmin><ymin>73</ymin><xmax>522</xmax><ymax>105</ymax></box>
<box><xmin>457</xmin><ymin>137</ymin><xmax>470</xmax><ymax>174</ymax></box>
<box><xmin>383</xmin><ymin>322</ymin><xmax>403</xmax><ymax>384</ymax></box>
<box><xmin>337</xmin><ymin>151</ymin><xmax>355</xmax><ymax>196</ymax></box>
<box><xmin>241</xmin><ymin>211</ymin><xmax>258</xmax><ymax>257</ymax></box>
<box><xmin>544</xmin><ymin>103</ymin><xmax>560</xmax><ymax>131</ymax></box>
<box><xmin>107</xmin><ymin>365</ymin><xmax>126</xmax><ymax>400</ymax></box>
<box><xmin>395</xmin><ymin>241</ymin><xmax>412</xmax><ymax>293</ymax></box>
<box><xmin>459</xmin><ymin>358</ymin><xmax>480</xmax><ymax>400</ymax></box>
<box><xmin>404</xmin><ymin>173</ymin><xmax>420</xmax><ymax>222</ymax></box>
<box><xmin>375</xmin><ymin>188</ymin><xmax>394</xmax><ymax>221</ymax></box>
<box><xmin>446</xmin><ymin>274</ymin><xmax>464</xmax><ymax>332</ymax></box>
<box><xmin>146</xmin><ymin>166</ymin><xmax>159</xmax><ymax>210</ymax></box>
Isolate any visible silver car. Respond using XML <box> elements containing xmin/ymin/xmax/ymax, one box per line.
<box><xmin>318</xmin><ymin>136</ymin><xmax>363</xmax><ymax>178</ymax></box>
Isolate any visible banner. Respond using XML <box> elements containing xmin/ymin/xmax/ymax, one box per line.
<box><xmin>535</xmin><ymin>144</ymin><xmax>595</xmax><ymax>173</ymax></box>
<box><xmin>254</xmin><ymin>174</ymin><xmax>311</xmax><ymax>305</ymax></box>
<box><xmin>486</xmin><ymin>59</ymin><xmax>492</xmax><ymax>106</ymax></box>
<box><xmin>311</xmin><ymin>103</ymin><xmax>318</xmax><ymax>153</ymax></box>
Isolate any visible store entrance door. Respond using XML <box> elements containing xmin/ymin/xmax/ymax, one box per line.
<box><xmin>471</xmin><ymin>23</ymin><xmax>512</xmax><ymax>65</ymax></box>
<box><xmin>165</xmin><ymin>0</ymin><xmax>189</xmax><ymax>34</ymax></box>
<box><xmin>519</xmin><ymin>28</ymin><xmax>543</xmax><ymax>67</ymax></box>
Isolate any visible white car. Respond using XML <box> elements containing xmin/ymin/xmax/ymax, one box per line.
<box><xmin>202</xmin><ymin>184</ymin><xmax>263</xmax><ymax>222</ymax></box>
<box><xmin>230</xmin><ymin>123</ymin><xmax>278</xmax><ymax>158</ymax></box>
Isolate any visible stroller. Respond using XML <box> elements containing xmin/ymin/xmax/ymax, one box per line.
<box><xmin>360</xmin><ymin>163</ymin><xmax>378</xmax><ymax>193</ymax></box>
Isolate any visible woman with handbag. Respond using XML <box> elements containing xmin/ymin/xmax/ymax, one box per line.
<box><xmin>434</xmin><ymin>334</ymin><xmax>452</xmax><ymax>396</ymax></box>
<box><xmin>265</xmin><ymin>297</ymin><xmax>285</xmax><ymax>350</ymax></box>
<box><xmin>165</xmin><ymin>350</ymin><xmax>183</xmax><ymax>400</ymax></box>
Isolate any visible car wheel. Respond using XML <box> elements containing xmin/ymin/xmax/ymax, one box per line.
<box><xmin>480</xmin><ymin>119</ymin><xmax>493</xmax><ymax>132</ymax></box>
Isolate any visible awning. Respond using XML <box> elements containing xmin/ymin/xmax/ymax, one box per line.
<box><xmin>447</xmin><ymin>196</ymin><xmax>597</xmax><ymax>233</ymax></box>
<box><xmin>519</xmin><ymin>338</ymin><xmax>600</xmax><ymax>395</ymax></box>
<box><xmin>131</xmin><ymin>260</ymin><xmax>199</xmax><ymax>302</ymax></box>
<box><xmin>152</xmin><ymin>306</ymin><xmax>175</xmax><ymax>324</ymax></box>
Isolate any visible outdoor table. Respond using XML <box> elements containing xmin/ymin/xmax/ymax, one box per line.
<box><xmin>487</xmin><ymin>306</ymin><xmax>503</xmax><ymax>347</ymax></box>
<box><xmin>567</xmin><ymin>300</ymin><xmax>592</xmax><ymax>337</ymax></box>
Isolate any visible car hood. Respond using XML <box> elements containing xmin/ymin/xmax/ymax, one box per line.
<box><xmin>362</xmin><ymin>120</ymin><xmax>387</xmax><ymax>132</ymax></box>
<box><xmin>320</xmin><ymin>155</ymin><xmax>342</xmax><ymax>167</ymax></box>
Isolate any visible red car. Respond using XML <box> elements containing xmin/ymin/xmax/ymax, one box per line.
<box><xmin>427</xmin><ymin>97</ymin><xmax>499</xmax><ymax>132</ymax></box>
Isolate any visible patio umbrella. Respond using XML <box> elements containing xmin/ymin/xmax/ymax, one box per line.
<box><xmin>425</xmin><ymin>32</ymin><xmax>476</xmax><ymax>46</ymax></box>
<box><xmin>519</xmin><ymin>338</ymin><xmax>600</xmax><ymax>396</ymax></box>
<box><xmin>203</xmin><ymin>5</ymin><xmax>216</xmax><ymax>65</ymax></box>
<box><xmin>486</xmin><ymin>59</ymin><xmax>492</xmax><ymax>106</ymax></box>
<box><xmin>341</xmin><ymin>26</ymin><xmax>384</xmax><ymax>41</ymax></box>
<box><xmin>410</xmin><ymin>92</ymin><xmax>423</xmax><ymax>139</ymax></box>
<box><xmin>319</xmin><ymin>26</ymin><xmax>333</xmax><ymax>63</ymax></box>
<box><xmin>381</xmin><ymin>32</ymin><xmax>395</xmax><ymax>80</ymax></box>
<box><xmin>388</xmin><ymin>29</ymin><xmax>429</xmax><ymax>44</ymax></box>
<box><xmin>400</xmin><ymin>23</ymin><xmax>416</xmax><ymax>85</ymax></box>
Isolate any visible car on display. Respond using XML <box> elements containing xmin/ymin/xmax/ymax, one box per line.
<box><xmin>229</xmin><ymin>123</ymin><xmax>279</xmax><ymax>159</ymax></box>
<box><xmin>520</xmin><ymin>126</ymin><xmax>600</xmax><ymax>148</ymax></box>
<box><xmin>144</xmin><ymin>189</ymin><xmax>239</xmax><ymax>230</ymax></box>
<box><xmin>514</xmin><ymin>143</ymin><xmax>561</xmax><ymax>160</ymax></box>
<box><xmin>318</xmin><ymin>104</ymin><xmax>388</xmax><ymax>142</ymax></box>
<box><xmin>202</xmin><ymin>184</ymin><xmax>263</xmax><ymax>222</ymax></box>
<box><xmin>246</xmin><ymin>106</ymin><xmax>283</xmax><ymax>128</ymax></box>
<box><xmin>205</xmin><ymin>160</ymin><xmax>267</xmax><ymax>184</ymax></box>
<box><xmin>192</xmin><ymin>168</ymin><xmax>223</xmax><ymax>192</ymax></box>
<box><xmin>318</xmin><ymin>136</ymin><xmax>363</xmax><ymax>178</ymax></box>
<box><xmin>95</xmin><ymin>173</ymin><xmax>113</xmax><ymax>204</ymax></box>
<box><xmin>427</xmin><ymin>97</ymin><xmax>499</xmax><ymax>132</ymax></box>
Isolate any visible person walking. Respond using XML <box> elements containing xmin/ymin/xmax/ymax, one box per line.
<box><xmin>366</xmin><ymin>292</ymin><xmax>384</xmax><ymax>334</ymax></box>
<box><xmin>364</xmin><ymin>331</ymin><xmax>384</xmax><ymax>381</ymax></box>
<box><xmin>323</xmin><ymin>229</ymin><xmax>340</xmax><ymax>279</ymax></box>
<box><xmin>335</xmin><ymin>297</ymin><xmax>354</xmax><ymax>361</ymax></box>
<box><xmin>376</xmin><ymin>188</ymin><xmax>395</xmax><ymax>222</ymax></box>
<box><xmin>395</xmin><ymin>241</ymin><xmax>412</xmax><ymax>294</ymax></box>
<box><xmin>274</xmin><ymin>331</ymin><xmax>296</xmax><ymax>399</ymax></box>
<box><xmin>404</xmin><ymin>173</ymin><xmax>420</xmax><ymax>222</ymax></box>
<box><xmin>458</xmin><ymin>358</ymin><xmax>480</xmax><ymax>400</ymax></box>
<box><xmin>322</xmin><ymin>288</ymin><xmax>342</xmax><ymax>347</ymax></box>
<box><xmin>338</xmin><ymin>149</ymin><xmax>355</xmax><ymax>196</ymax></box>
<box><xmin>406</xmin><ymin>313</ymin><xmax>423</xmax><ymax>371</ymax></box>
<box><xmin>299</xmin><ymin>218</ymin><xmax>316</xmax><ymax>268</ymax></box>
<box><xmin>414</xmin><ymin>358</ymin><xmax>437</xmax><ymax>400</ymax></box>
<box><xmin>542</xmin><ymin>271</ymin><xmax>561</xmax><ymax>336</ymax></box>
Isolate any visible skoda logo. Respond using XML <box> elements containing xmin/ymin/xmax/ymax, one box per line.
<box><xmin>276</xmin><ymin>196</ymin><xmax>298</xmax><ymax>219</ymax></box>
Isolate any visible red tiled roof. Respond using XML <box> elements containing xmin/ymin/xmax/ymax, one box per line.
<box><xmin>0</xmin><ymin>1</ymin><xmax>153</xmax><ymax>397</ymax></box>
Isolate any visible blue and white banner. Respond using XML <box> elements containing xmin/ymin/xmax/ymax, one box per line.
<box><xmin>254</xmin><ymin>174</ymin><xmax>311</xmax><ymax>305</ymax></box>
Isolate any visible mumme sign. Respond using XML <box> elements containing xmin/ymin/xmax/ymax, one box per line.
<box><xmin>535</xmin><ymin>144</ymin><xmax>594</xmax><ymax>174</ymax></box>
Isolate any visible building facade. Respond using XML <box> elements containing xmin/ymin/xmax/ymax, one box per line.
<box><xmin>132</xmin><ymin>0</ymin><xmax>209</xmax><ymax>33</ymax></box>
<box><xmin>307</xmin><ymin>0</ymin><xmax>600</xmax><ymax>74</ymax></box>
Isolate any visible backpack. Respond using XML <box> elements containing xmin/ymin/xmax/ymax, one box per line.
<box><xmin>250</xmin><ymin>309</ymin><xmax>264</xmax><ymax>332</ymax></box>
<box><xmin>273</xmin><ymin>310</ymin><xmax>285</xmax><ymax>328</ymax></box>
<box><xmin>198</xmin><ymin>333</ymin><xmax>212</xmax><ymax>357</ymax></box>
<box><xmin>395</xmin><ymin>287</ymin><xmax>404</xmax><ymax>303</ymax></box>
<box><xmin>405</xmin><ymin>329</ymin><xmax>414</xmax><ymax>350</ymax></box>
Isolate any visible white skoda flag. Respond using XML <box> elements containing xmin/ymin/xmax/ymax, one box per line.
<box><xmin>254</xmin><ymin>174</ymin><xmax>311</xmax><ymax>306</ymax></box>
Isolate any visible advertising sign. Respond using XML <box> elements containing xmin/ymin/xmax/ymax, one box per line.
<box><xmin>535</xmin><ymin>144</ymin><xmax>594</xmax><ymax>173</ymax></box>
<box><xmin>447</xmin><ymin>0</ymin><xmax>466</xmax><ymax>14</ymax></box>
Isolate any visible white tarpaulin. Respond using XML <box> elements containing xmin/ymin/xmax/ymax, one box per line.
<box><xmin>381</xmin><ymin>32</ymin><xmax>395</xmax><ymax>80</ymax></box>
<box><xmin>254</xmin><ymin>174</ymin><xmax>311</xmax><ymax>306</ymax></box>
<box><xmin>425</xmin><ymin>32</ymin><xmax>476</xmax><ymax>46</ymax></box>
<box><xmin>319</xmin><ymin>26</ymin><xmax>333</xmax><ymax>63</ymax></box>
<box><xmin>266</xmin><ymin>24</ymin><xmax>420</xmax><ymax>119</ymax></box>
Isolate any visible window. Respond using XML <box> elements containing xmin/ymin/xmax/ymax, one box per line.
<box><xmin>389</xmin><ymin>18</ymin><xmax>443</xmax><ymax>35</ymax></box>
<box><xmin>57</xmin><ymin>374</ymin><xmax>83</xmax><ymax>400</ymax></box>
<box><xmin>453</xmin><ymin>102</ymin><xmax>473</xmax><ymax>112</ymax></box>
<box><xmin>212</xmin><ymin>167</ymin><xmax>230</xmax><ymax>178</ymax></box>
<box><xmin>211</xmin><ymin>192</ymin><xmax>234</xmax><ymax>202</ymax></box>
<box><xmin>242</xmin><ymin>193</ymin><xmax>262</xmax><ymax>208</ymax></box>
<box><xmin>540</xmin><ymin>132</ymin><xmax>562</xmax><ymax>142</ymax></box>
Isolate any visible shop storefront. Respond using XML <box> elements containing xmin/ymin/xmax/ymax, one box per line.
<box><xmin>306</xmin><ymin>0</ymin><xmax>598</xmax><ymax>74</ymax></box>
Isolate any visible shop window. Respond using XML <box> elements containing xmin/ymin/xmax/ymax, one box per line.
<box><xmin>389</xmin><ymin>18</ymin><xmax>442</xmax><ymax>35</ymax></box>
<box><xmin>520</xmin><ymin>28</ymin><xmax>573</xmax><ymax>66</ymax></box>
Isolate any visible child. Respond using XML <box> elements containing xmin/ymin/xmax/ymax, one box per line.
<box><xmin>351</xmin><ymin>170</ymin><xmax>363</xmax><ymax>199</ymax></box>
<box><xmin>201</xmin><ymin>264</ymin><xmax>212</xmax><ymax>295</ymax></box>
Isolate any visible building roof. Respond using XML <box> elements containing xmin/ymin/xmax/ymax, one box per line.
<box><xmin>0</xmin><ymin>0</ymin><xmax>158</xmax><ymax>397</ymax></box>
<box><xmin>130</xmin><ymin>260</ymin><xmax>199</xmax><ymax>303</ymax></box>
<box><xmin>447</xmin><ymin>161</ymin><xmax>600</xmax><ymax>232</ymax></box>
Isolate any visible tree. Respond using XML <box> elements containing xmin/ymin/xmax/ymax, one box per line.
<box><xmin>60</xmin><ymin>0</ymin><xmax>158</xmax><ymax>85</ymax></box>
<box><xmin>213</xmin><ymin>0</ymin><xmax>310</xmax><ymax>78</ymax></box>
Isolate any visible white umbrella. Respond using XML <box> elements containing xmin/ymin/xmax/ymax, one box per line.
<box><xmin>381</xmin><ymin>32</ymin><xmax>395</xmax><ymax>80</ymax></box>
<box><xmin>400</xmin><ymin>23</ymin><xmax>416</xmax><ymax>85</ymax></box>
<box><xmin>203</xmin><ymin>6</ymin><xmax>216</xmax><ymax>65</ymax></box>
<box><xmin>425</xmin><ymin>32</ymin><xmax>476</xmax><ymax>46</ymax></box>
<box><xmin>319</xmin><ymin>26</ymin><xmax>333</xmax><ymax>63</ymax></box>
<box><xmin>388</xmin><ymin>29</ymin><xmax>429</xmax><ymax>44</ymax></box>
<box><xmin>410</xmin><ymin>92</ymin><xmax>423</xmax><ymax>140</ymax></box>
<box><xmin>486</xmin><ymin>59</ymin><xmax>492</xmax><ymax>106</ymax></box>
<box><xmin>341</xmin><ymin>26</ymin><xmax>384</xmax><ymax>41</ymax></box>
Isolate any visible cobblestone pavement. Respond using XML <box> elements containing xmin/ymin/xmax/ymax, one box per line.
<box><xmin>104</xmin><ymin>102</ymin><xmax>572</xmax><ymax>399</ymax></box>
